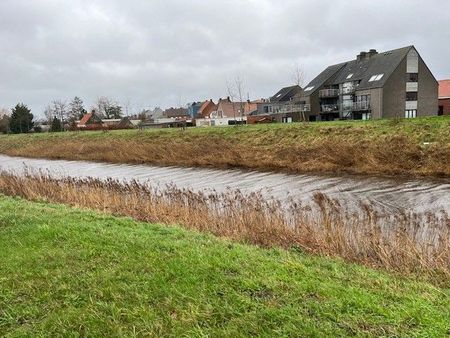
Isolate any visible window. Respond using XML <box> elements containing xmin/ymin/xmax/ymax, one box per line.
<box><xmin>405</xmin><ymin>110</ymin><xmax>417</xmax><ymax>118</ymax></box>
<box><xmin>304</xmin><ymin>86</ymin><xmax>315</xmax><ymax>91</ymax></box>
<box><xmin>346</xmin><ymin>73</ymin><xmax>354</xmax><ymax>79</ymax></box>
<box><xmin>407</xmin><ymin>73</ymin><xmax>418</xmax><ymax>82</ymax></box>
<box><xmin>368</xmin><ymin>74</ymin><xmax>384</xmax><ymax>82</ymax></box>
<box><xmin>406</xmin><ymin>92</ymin><xmax>418</xmax><ymax>101</ymax></box>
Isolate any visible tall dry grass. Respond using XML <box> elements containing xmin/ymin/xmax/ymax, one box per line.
<box><xmin>1</xmin><ymin>127</ymin><xmax>449</xmax><ymax>177</ymax></box>
<box><xmin>0</xmin><ymin>171</ymin><xmax>449</xmax><ymax>282</ymax></box>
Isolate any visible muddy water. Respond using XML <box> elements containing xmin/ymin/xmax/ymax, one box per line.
<box><xmin>0</xmin><ymin>154</ymin><xmax>449</xmax><ymax>215</ymax></box>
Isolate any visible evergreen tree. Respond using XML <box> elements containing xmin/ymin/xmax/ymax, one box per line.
<box><xmin>69</xmin><ymin>96</ymin><xmax>87</xmax><ymax>121</ymax></box>
<box><xmin>50</xmin><ymin>116</ymin><xmax>63</xmax><ymax>132</ymax></box>
<box><xmin>9</xmin><ymin>103</ymin><xmax>34</xmax><ymax>134</ymax></box>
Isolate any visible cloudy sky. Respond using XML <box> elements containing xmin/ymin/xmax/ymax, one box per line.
<box><xmin>0</xmin><ymin>0</ymin><xmax>449</xmax><ymax>117</ymax></box>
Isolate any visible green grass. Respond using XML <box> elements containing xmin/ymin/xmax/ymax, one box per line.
<box><xmin>1</xmin><ymin>115</ymin><xmax>449</xmax><ymax>145</ymax></box>
<box><xmin>0</xmin><ymin>196</ymin><xmax>449</xmax><ymax>337</ymax></box>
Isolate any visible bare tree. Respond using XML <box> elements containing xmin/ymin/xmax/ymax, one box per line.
<box><xmin>51</xmin><ymin>100</ymin><xmax>68</xmax><ymax>130</ymax></box>
<box><xmin>292</xmin><ymin>63</ymin><xmax>306</xmax><ymax>87</ymax></box>
<box><xmin>235</xmin><ymin>75</ymin><xmax>246</xmax><ymax>122</ymax></box>
<box><xmin>123</xmin><ymin>98</ymin><xmax>132</xmax><ymax>117</ymax></box>
<box><xmin>0</xmin><ymin>107</ymin><xmax>9</xmax><ymax>118</ymax></box>
<box><xmin>226</xmin><ymin>80</ymin><xmax>237</xmax><ymax>120</ymax></box>
<box><xmin>43</xmin><ymin>105</ymin><xmax>54</xmax><ymax>124</ymax></box>
<box><xmin>95</xmin><ymin>97</ymin><xmax>123</xmax><ymax>119</ymax></box>
<box><xmin>292</xmin><ymin>64</ymin><xmax>308</xmax><ymax>122</ymax></box>
<box><xmin>226</xmin><ymin>76</ymin><xmax>246</xmax><ymax>123</ymax></box>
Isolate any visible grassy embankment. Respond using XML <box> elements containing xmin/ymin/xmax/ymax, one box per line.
<box><xmin>0</xmin><ymin>195</ymin><xmax>449</xmax><ymax>337</ymax></box>
<box><xmin>0</xmin><ymin>116</ymin><xmax>449</xmax><ymax>177</ymax></box>
<box><xmin>1</xmin><ymin>173</ymin><xmax>448</xmax><ymax>281</ymax></box>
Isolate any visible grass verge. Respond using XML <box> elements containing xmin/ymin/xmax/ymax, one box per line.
<box><xmin>0</xmin><ymin>172</ymin><xmax>448</xmax><ymax>282</ymax></box>
<box><xmin>0</xmin><ymin>195</ymin><xmax>449</xmax><ymax>337</ymax></box>
<box><xmin>0</xmin><ymin>116</ymin><xmax>449</xmax><ymax>177</ymax></box>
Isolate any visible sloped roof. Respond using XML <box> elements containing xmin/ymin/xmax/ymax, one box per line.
<box><xmin>163</xmin><ymin>108</ymin><xmax>189</xmax><ymax>118</ymax></box>
<box><xmin>198</xmin><ymin>100</ymin><xmax>217</xmax><ymax>118</ymax></box>
<box><xmin>78</xmin><ymin>112</ymin><xmax>101</xmax><ymax>126</ymax></box>
<box><xmin>439</xmin><ymin>80</ymin><xmax>450</xmax><ymax>99</ymax></box>
<box><xmin>303</xmin><ymin>46</ymin><xmax>415</xmax><ymax>95</ymax></box>
<box><xmin>271</xmin><ymin>85</ymin><xmax>303</xmax><ymax>102</ymax></box>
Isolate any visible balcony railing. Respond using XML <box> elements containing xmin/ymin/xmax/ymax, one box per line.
<box><xmin>319</xmin><ymin>89</ymin><xmax>340</xmax><ymax>98</ymax></box>
<box><xmin>279</xmin><ymin>104</ymin><xmax>310</xmax><ymax>113</ymax></box>
<box><xmin>352</xmin><ymin>101</ymin><xmax>371</xmax><ymax>111</ymax></box>
<box><xmin>321</xmin><ymin>104</ymin><xmax>340</xmax><ymax>113</ymax></box>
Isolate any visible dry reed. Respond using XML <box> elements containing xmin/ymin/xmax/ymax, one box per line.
<box><xmin>0</xmin><ymin>171</ymin><xmax>449</xmax><ymax>282</ymax></box>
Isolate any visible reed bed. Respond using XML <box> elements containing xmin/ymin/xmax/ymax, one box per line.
<box><xmin>0</xmin><ymin>171</ymin><xmax>449</xmax><ymax>282</ymax></box>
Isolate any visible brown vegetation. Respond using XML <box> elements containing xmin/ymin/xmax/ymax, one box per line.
<box><xmin>1</xmin><ymin>171</ymin><xmax>448</xmax><ymax>283</ymax></box>
<box><xmin>0</xmin><ymin>117</ymin><xmax>449</xmax><ymax>177</ymax></box>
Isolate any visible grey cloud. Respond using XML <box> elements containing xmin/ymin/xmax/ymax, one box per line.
<box><xmin>0</xmin><ymin>0</ymin><xmax>448</xmax><ymax>116</ymax></box>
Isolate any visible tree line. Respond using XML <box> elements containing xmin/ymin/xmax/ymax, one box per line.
<box><xmin>0</xmin><ymin>96</ymin><xmax>125</xmax><ymax>134</ymax></box>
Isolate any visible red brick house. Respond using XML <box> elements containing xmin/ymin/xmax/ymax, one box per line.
<box><xmin>78</xmin><ymin>112</ymin><xmax>103</xmax><ymax>129</ymax></box>
<box><xmin>197</xmin><ymin>100</ymin><xmax>217</xmax><ymax>118</ymax></box>
<box><xmin>438</xmin><ymin>80</ymin><xmax>450</xmax><ymax>115</ymax></box>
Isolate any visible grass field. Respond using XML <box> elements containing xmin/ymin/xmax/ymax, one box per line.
<box><xmin>0</xmin><ymin>195</ymin><xmax>449</xmax><ymax>337</ymax></box>
<box><xmin>1</xmin><ymin>116</ymin><xmax>449</xmax><ymax>176</ymax></box>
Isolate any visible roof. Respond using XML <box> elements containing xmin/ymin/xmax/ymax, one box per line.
<box><xmin>79</xmin><ymin>112</ymin><xmax>94</xmax><ymax>125</ymax></box>
<box><xmin>163</xmin><ymin>108</ymin><xmax>189</xmax><ymax>118</ymax></box>
<box><xmin>270</xmin><ymin>85</ymin><xmax>302</xmax><ymax>102</ymax></box>
<box><xmin>439</xmin><ymin>80</ymin><xmax>450</xmax><ymax>99</ymax></box>
<box><xmin>303</xmin><ymin>46</ymin><xmax>415</xmax><ymax>95</ymax></box>
<box><xmin>198</xmin><ymin>100</ymin><xmax>217</xmax><ymax>118</ymax></box>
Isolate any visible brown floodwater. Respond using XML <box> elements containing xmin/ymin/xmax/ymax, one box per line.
<box><xmin>0</xmin><ymin>154</ymin><xmax>449</xmax><ymax>215</ymax></box>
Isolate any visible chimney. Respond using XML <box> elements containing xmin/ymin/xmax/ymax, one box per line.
<box><xmin>357</xmin><ymin>51</ymin><xmax>367</xmax><ymax>61</ymax></box>
<box><xmin>357</xmin><ymin>49</ymin><xmax>378</xmax><ymax>61</ymax></box>
<box><xmin>368</xmin><ymin>49</ymin><xmax>378</xmax><ymax>57</ymax></box>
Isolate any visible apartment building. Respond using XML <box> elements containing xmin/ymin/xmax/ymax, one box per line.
<box><xmin>300</xmin><ymin>46</ymin><xmax>438</xmax><ymax>121</ymax></box>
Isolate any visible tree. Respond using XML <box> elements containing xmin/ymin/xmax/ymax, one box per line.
<box><xmin>292</xmin><ymin>63</ymin><xmax>306</xmax><ymax>87</ymax></box>
<box><xmin>226</xmin><ymin>75</ymin><xmax>246</xmax><ymax>123</ymax></box>
<box><xmin>105</xmin><ymin>104</ymin><xmax>122</xmax><ymax>119</ymax></box>
<box><xmin>0</xmin><ymin>108</ymin><xmax>9</xmax><ymax>134</ymax></box>
<box><xmin>43</xmin><ymin>105</ymin><xmax>54</xmax><ymax>124</ymax></box>
<box><xmin>68</xmin><ymin>96</ymin><xmax>87</xmax><ymax>121</ymax></box>
<box><xmin>0</xmin><ymin>115</ymin><xmax>10</xmax><ymax>134</ymax></box>
<box><xmin>52</xmin><ymin>100</ymin><xmax>67</xmax><ymax>129</ymax></box>
<box><xmin>50</xmin><ymin>116</ymin><xmax>63</xmax><ymax>132</ymax></box>
<box><xmin>96</xmin><ymin>97</ymin><xmax>123</xmax><ymax>119</ymax></box>
<box><xmin>292</xmin><ymin>64</ymin><xmax>307</xmax><ymax>122</ymax></box>
<box><xmin>9</xmin><ymin>103</ymin><xmax>34</xmax><ymax>134</ymax></box>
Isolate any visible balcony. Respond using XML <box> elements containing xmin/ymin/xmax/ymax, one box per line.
<box><xmin>279</xmin><ymin>104</ymin><xmax>311</xmax><ymax>113</ymax></box>
<box><xmin>352</xmin><ymin>101</ymin><xmax>371</xmax><ymax>111</ymax></box>
<box><xmin>321</xmin><ymin>104</ymin><xmax>340</xmax><ymax>113</ymax></box>
<box><xmin>319</xmin><ymin>89</ymin><xmax>340</xmax><ymax>98</ymax></box>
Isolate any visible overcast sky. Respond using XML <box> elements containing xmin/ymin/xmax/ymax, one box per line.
<box><xmin>0</xmin><ymin>0</ymin><xmax>449</xmax><ymax>117</ymax></box>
